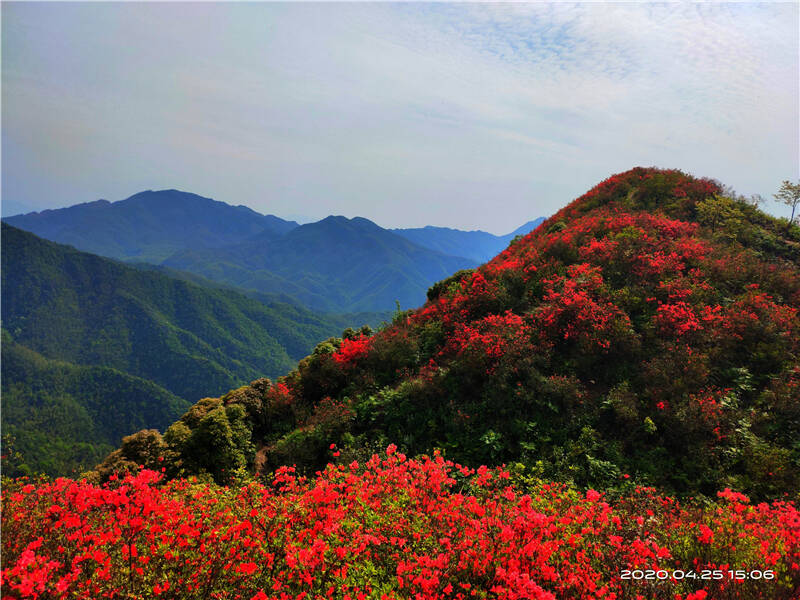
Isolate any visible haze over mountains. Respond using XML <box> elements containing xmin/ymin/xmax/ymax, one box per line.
<box><xmin>5</xmin><ymin>190</ymin><xmax>544</xmax><ymax>312</ymax></box>
<box><xmin>393</xmin><ymin>220</ymin><xmax>545</xmax><ymax>264</ymax></box>
<box><xmin>4</xmin><ymin>190</ymin><xmax>299</xmax><ymax>263</ymax></box>
<box><xmin>161</xmin><ymin>215</ymin><xmax>477</xmax><ymax>313</ymax></box>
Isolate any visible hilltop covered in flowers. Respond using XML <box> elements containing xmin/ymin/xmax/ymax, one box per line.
<box><xmin>92</xmin><ymin>167</ymin><xmax>799</xmax><ymax>499</ymax></box>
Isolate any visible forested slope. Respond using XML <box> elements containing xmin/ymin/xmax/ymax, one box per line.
<box><xmin>1</xmin><ymin>225</ymin><xmax>378</xmax><ymax>475</ymax></box>
<box><xmin>1</xmin><ymin>333</ymin><xmax>189</xmax><ymax>476</ymax></box>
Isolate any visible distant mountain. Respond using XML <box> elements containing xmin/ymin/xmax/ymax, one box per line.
<box><xmin>4</xmin><ymin>189</ymin><xmax>541</xmax><ymax>312</ymax></box>
<box><xmin>391</xmin><ymin>227</ymin><xmax>505</xmax><ymax>263</ymax></box>
<box><xmin>393</xmin><ymin>218</ymin><xmax>545</xmax><ymax>263</ymax></box>
<box><xmin>505</xmin><ymin>218</ymin><xmax>547</xmax><ymax>238</ymax></box>
<box><xmin>1</xmin><ymin>224</ymin><xmax>374</xmax><ymax>400</ymax></box>
<box><xmin>4</xmin><ymin>189</ymin><xmax>298</xmax><ymax>263</ymax></box>
<box><xmin>162</xmin><ymin>216</ymin><xmax>478</xmax><ymax>312</ymax></box>
<box><xmin>2</xmin><ymin>332</ymin><xmax>189</xmax><ymax>477</ymax></box>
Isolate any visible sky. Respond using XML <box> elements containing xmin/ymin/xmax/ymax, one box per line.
<box><xmin>2</xmin><ymin>2</ymin><xmax>798</xmax><ymax>233</ymax></box>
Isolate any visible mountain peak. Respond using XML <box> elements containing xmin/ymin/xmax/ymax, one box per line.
<box><xmin>4</xmin><ymin>189</ymin><xmax>297</xmax><ymax>262</ymax></box>
<box><xmin>311</xmin><ymin>215</ymin><xmax>383</xmax><ymax>233</ymax></box>
<box><xmin>120</xmin><ymin>188</ymin><xmax>220</xmax><ymax>206</ymax></box>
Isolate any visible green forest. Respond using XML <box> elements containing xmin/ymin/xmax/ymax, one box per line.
<box><xmin>1</xmin><ymin>224</ymin><xmax>381</xmax><ymax>475</ymax></box>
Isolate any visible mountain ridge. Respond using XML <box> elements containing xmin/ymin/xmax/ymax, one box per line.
<box><xmin>4</xmin><ymin>190</ymin><xmax>545</xmax><ymax>312</ymax></box>
<box><xmin>161</xmin><ymin>214</ymin><xmax>480</xmax><ymax>312</ymax></box>
<box><xmin>4</xmin><ymin>189</ymin><xmax>299</xmax><ymax>263</ymax></box>
<box><xmin>392</xmin><ymin>217</ymin><xmax>546</xmax><ymax>263</ymax></box>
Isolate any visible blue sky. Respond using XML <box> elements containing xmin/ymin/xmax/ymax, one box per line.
<box><xmin>2</xmin><ymin>2</ymin><xmax>798</xmax><ymax>233</ymax></box>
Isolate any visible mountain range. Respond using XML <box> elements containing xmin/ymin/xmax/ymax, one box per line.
<box><xmin>160</xmin><ymin>215</ymin><xmax>478</xmax><ymax>312</ymax></box>
<box><xmin>392</xmin><ymin>220</ymin><xmax>544</xmax><ymax>263</ymax></box>
<box><xmin>2</xmin><ymin>190</ymin><xmax>544</xmax><ymax>476</ymax></box>
<box><xmin>5</xmin><ymin>190</ymin><xmax>544</xmax><ymax>312</ymax></box>
<box><xmin>4</xmin><ymin>190</ymin><xmax>298</xmax><ymax>263</ymax></box>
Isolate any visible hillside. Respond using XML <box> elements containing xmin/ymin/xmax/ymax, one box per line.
<box><xmin>393</xmin><ymin>218</ymin><xmax>545</xmax><ymax>263</ymax></box>
<box><xmin>4</xmin><ymin>189</ymin><xmax>298</xmax><ymax>263</ymax></box>
<box><xmin>1</xmin><ymin>222</ymin><xmax>379</xmax><ymax>398</ymax></box>
<box><xmin>162</xmin><ymin>216</ymin><xmax>478</xmax><ymax>312</ymax></box>
<box><xmin>1</xmin><ymin>333</ymin><xmax>189</xmax><ymax>477</ymax></box>
<box><xmin>98</xmin><ymin>168</ymin><xmax>800</xmax><ymax>501</ymax></box>
<box><xmin>126</xmin><ymin>261</ymin><xmax>392</xmax><ymax>329</ymax></box>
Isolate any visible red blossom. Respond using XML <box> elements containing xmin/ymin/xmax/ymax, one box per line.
<box><xmin>2</xmin><ymin>453</ymin><xmax>798</xmax><ymax>600</ymax></box>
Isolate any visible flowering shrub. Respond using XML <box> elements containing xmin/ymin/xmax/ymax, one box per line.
<box><xmin>332</xmin><ymin>335</ymin><xmax>371</xmax><ymax>367</ymax></box>
<box><xmin>535</xmin><ymin>264</ymin><xmax>633</xmax><ymax>351</ymax></box>
<box><xmin>3</xmin><ymin>449</ymin><xmax>799</xmax><ymax>599</ymax></box>
<box><xmin>442</xmin><ymin>311</ymin><xmax>530</xmax><ymax>373</ymax></box>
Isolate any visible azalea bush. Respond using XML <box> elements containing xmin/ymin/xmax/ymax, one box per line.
<box><xmin>3</xmin><ymin>449</ymin><xmax>799</xmax><ymax>600</ymax></box>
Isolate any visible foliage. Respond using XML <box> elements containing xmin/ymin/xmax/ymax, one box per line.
<box><xmin>1</xmin><ymin>224</ymin><xmax>381</xmax><ymax>477</ymax></box>
<box><xmin>1</xmin><ymin>223</ymin><xmax>372</xmax><ymax>400</ymax></box>
<box><xmin>2</xmin><ymin>450</ymin><xmax>798</xmax><ymax>599</ymax></box>
<box><xmin>773</xmin><ymin>180</ymin><xmax>800</xmax><ymax>224</ymax></box>
<box><xmin>1</xmin><ymin>333</ymin><xmax>189</xmax><ymax>478</ymax></box>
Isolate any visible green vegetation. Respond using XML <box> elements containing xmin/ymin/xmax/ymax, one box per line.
<box><xmin>2</xmin><ymin>223</ymin><xmax>376</xmax><ymax>398</ymax></box>
<box><xmin>1</xmin><ymin>332</ymin><xmax>189</xmax><ymax>477</ymax></box>
<box><xmin>773</xmin><ymin>179</ymin><xmax>800</xmax><ymax>225</ymax></box>
<box><xmin>1</xmin><ymin>224</ymin><xmax>380</xmax><ymax>476</ymax></box>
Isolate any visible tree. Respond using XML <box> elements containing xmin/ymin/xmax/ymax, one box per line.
<box><xmin>697</xmin><ymin>195</ymin><xmax>743</xmax><ymax>235</ymax></box>
<box><xmin>774</xmin><ymin>180</ymin><xmax>800</xmax><ymax>224</ymax></box>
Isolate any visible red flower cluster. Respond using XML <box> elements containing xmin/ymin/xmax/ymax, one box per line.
<box><xmin>536</xmin><ymin>263</ymin><xmax>631</xmax><ymax>351</ymax></box>
<box><xmin>443</xmin><ymin>311</ymin><xmax>530</xmax><ymax>372</ymax></box>
<box><xmin>3</xmin><ymin>449</ymin><xmax>798</xmax><ymax>599</ymax></box>
<box><xmin>332</xmin><ymin>335</ymin><xmax>371</xmax><ymax>366</ymax></box>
